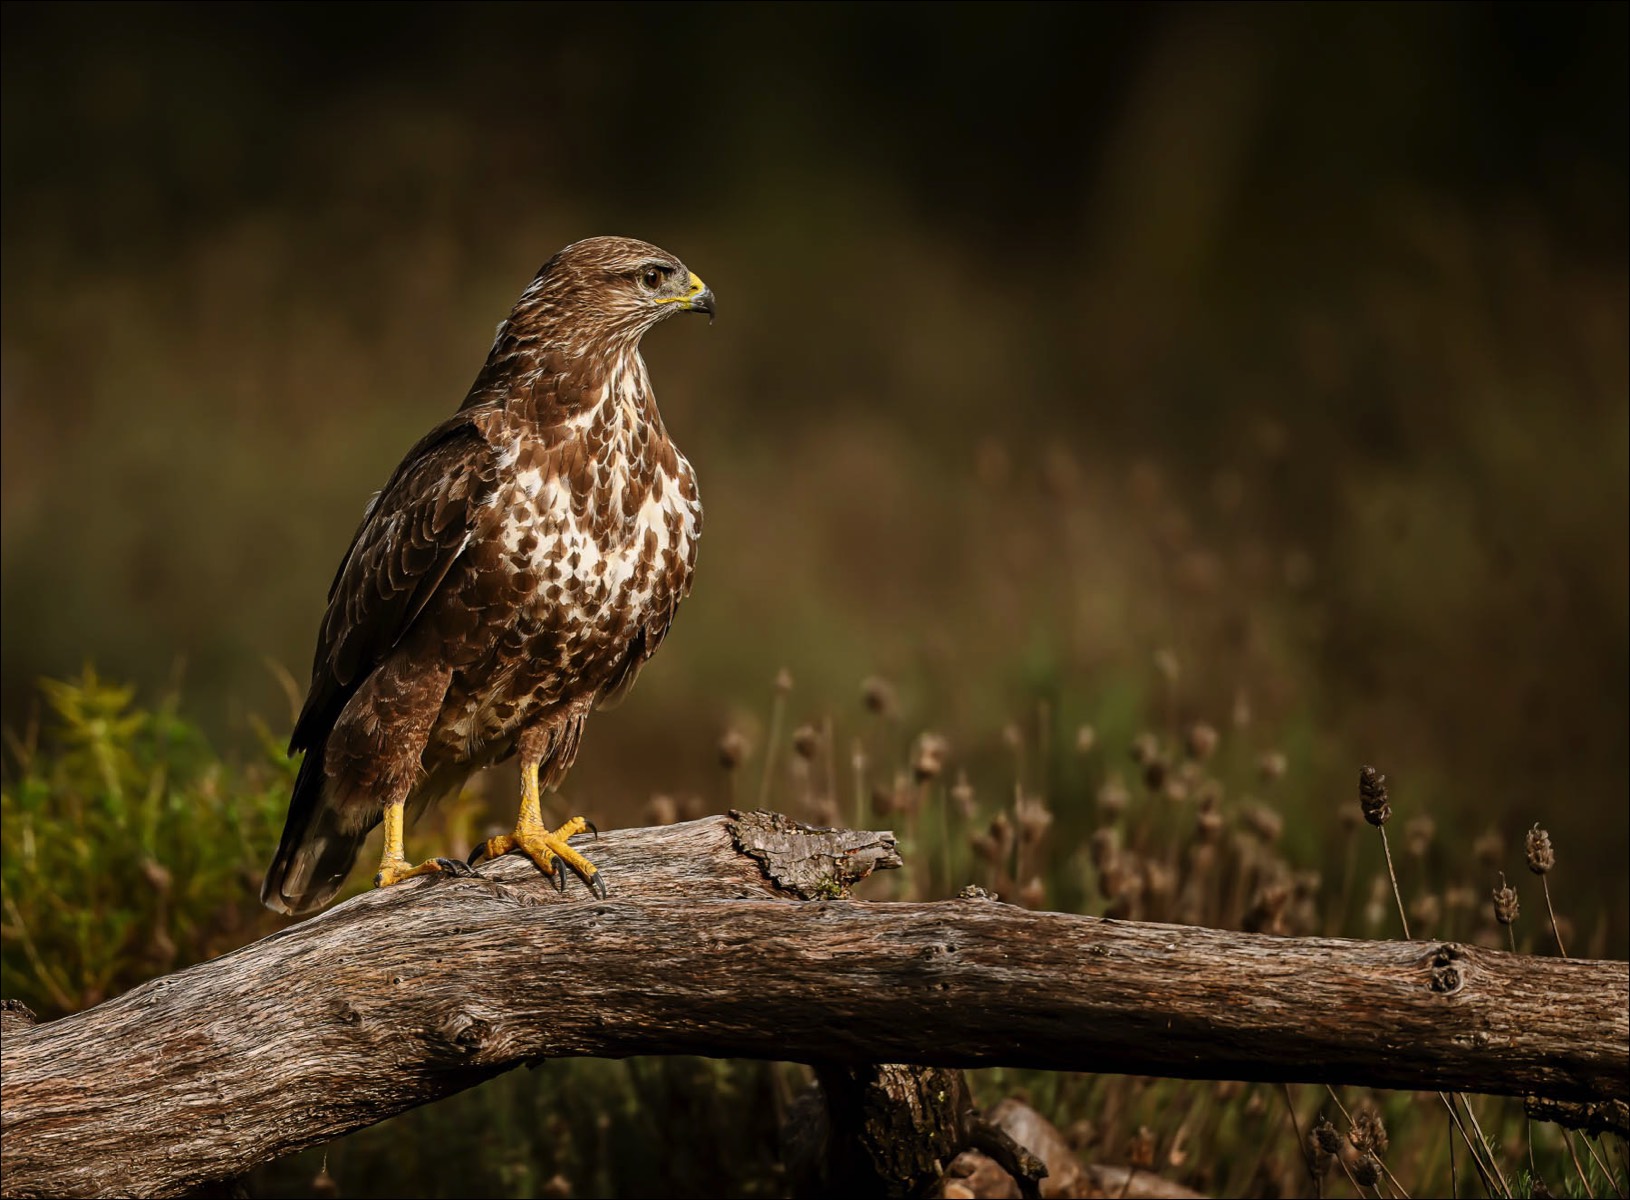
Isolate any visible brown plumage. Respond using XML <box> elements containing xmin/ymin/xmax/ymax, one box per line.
<box><xmin>262</xmin><ymin>236</ymin><xmax>712</xmax><ymax>915</ymax></box>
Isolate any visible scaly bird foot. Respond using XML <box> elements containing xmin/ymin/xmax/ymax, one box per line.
<box><xmin>468</xmin><ymin>816</ymin><xmax>607</xmax><ymax>897</ymax></box>
<box><xmin>374</xmin><ymin>855</ymin><xmax>477</xmax><ymax>890</ymax></box>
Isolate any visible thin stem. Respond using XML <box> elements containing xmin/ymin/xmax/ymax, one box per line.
<box><xmin>1379</xmin><ymin>826</ymin><xmax>1412</xmax><ymax>940</ymax></box>
<box><xmin>1439</xmin><ymin>1092</ymin><xmax>1500</xmax><ymax>1199</ymax></box>
<box><xmin>1562</xmin><ymin>1129</ymin><xmax>1593</xmax><ymax>1199</ymax></box>
<box><xmin>1456</xmin><ymin>1093</ymin><xmax>1512</xmax><ymax>1199</ymax></box>
<box><xmin>1281</xmin><ymin>1083</ymin><xmax>1321</xmax><ymax>1199</ymax></box>
<box><xmin>758</xmin><ymin>685</ymin><xmax>787</xmax><ymax>808</ymax></box>
<box><xmin>1541</xmin><ymin>877</ymin><xmax>1569</xmax><ymax>957</ymax></box>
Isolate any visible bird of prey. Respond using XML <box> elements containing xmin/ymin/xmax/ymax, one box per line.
<box><xmin>261</xmin><ymin>236</ymin><xmax>712</xmax><ymax>915</ymax></box>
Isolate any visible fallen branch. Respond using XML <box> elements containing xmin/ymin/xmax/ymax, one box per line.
<box><xmin>1</xmin><ymin>811</ymin><xmax>1625</xmax><ymax>1198</ymax></box>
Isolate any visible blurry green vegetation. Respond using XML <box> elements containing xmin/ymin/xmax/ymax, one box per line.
<box><xmin>0</xmin><ymin>669</ymin><xmax>290</xmax><ymax>1015</ymax></box>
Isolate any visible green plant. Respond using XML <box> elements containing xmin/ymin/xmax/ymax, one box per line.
<box><xmin>1</xmin><ymin>668</ymin><xmax>292</xmax><ymax>1016</ymax></box>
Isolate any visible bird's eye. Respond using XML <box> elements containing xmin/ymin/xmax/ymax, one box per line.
<box><xmin>641</xmin><ymin>267</ymin><xmax>665</xmax><ymax>290</ymax></box>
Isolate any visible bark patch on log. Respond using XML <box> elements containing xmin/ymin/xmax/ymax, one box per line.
<box><xmin>728</xmin><ymin>808</ymin><xmax>902</xmax><ymax>898</ymax></box>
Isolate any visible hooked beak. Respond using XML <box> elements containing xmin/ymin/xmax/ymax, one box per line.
<box><xmin>659</xmin><ymin>271</ymin><xmax>715</xmax><ymax>323</ymax></box>
<box><xmin>686</xmin><ymin>284</ymin><xmax>716</xmax><ymax>322</ymax></box>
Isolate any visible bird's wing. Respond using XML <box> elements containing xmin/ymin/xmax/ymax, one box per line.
<box><xmin>289</xmin><ymin>414</ymin><xmax>498</xmax><ymax>753</ymax></box>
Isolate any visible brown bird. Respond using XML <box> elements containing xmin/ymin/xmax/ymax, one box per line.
<box><xmin>262</xmin><ymin>236</ymin><xmax>712</xmax><ymax>915</ymax></box>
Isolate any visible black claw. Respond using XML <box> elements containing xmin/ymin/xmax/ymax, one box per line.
<box><xmin>433</xmin><ymin>857</ymin><xmax>477</xmax><ymax>878</ymax></box>
<box><xmin>583</xmin><ymin>820</ymin><xmax>600</xmax><ymax>840</ymax></box>
<box><xmin>467</xmin><ymin>843</ymin><xmax>489</xmax><ymax>866</ymax></box>
<box><xmin>586</xmin><ymin>873</ymin><xmax>608</xmax><ymax>899</ymax></box>
<box><xmin>549</xmin><ymin>866</ymin><xmax>567</xmax><ymax>893</ymax></box>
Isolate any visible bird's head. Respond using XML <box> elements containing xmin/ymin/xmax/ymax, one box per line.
<box><xmin>512</xmin><ymin>236</ymin><xmax>715</xmax><ymax>352</ymax></box>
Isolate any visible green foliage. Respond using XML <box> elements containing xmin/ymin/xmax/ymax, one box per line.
<box><xmin>0</xmin><ymin>669</ymin><xmax>292</xmax><ymax>1016</ymax></box>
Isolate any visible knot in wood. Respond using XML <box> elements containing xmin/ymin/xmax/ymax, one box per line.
<box><xmin>440</xmin><ymin>1010</ymin><xmax>494</xmax><ymax>1052</ymax></box>
<box><xmin>1428</xmin><ymin>943</ymin><xmax>1466</xmax><ymax>995</ymax></box>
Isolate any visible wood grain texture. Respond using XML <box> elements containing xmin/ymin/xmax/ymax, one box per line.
<box><xmin>1</xmin><ymin>812</ymin><xmax>1624</xmax><ymax>1199</ymax></box>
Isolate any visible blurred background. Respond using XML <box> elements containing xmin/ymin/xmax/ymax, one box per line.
<box><xmin>3</xmin><ymin>4</ymin><xmax>1626</xmax><ymax>1195</ymax></box>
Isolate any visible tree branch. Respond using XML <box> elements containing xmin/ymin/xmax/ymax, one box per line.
<box><xmin>2</xmin><ymin>812</ymin><xmax>1625</xmax><ymax>1199</ymax></box>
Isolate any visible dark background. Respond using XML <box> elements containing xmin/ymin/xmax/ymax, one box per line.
<box><xmin>4</xmin><ymin>3</ymin><xmax>1626</xmax><ymax>942</ymax></box>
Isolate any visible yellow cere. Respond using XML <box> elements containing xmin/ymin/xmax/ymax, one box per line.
<box><xmin>655</xmin><ymin>272</ymin><xmax>707</xmax><ymax>304</ymax></box>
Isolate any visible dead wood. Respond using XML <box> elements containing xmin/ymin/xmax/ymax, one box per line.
<box><xmin>1</xmin><ymin>811</ymin><xmax>1625</xmax><ymax>1198</ymax></box>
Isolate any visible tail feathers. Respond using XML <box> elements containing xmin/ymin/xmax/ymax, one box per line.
<box><xmin>262</xmin><ymin>741</ymin><xmax>370</xmax><ymax>916</ymax></box>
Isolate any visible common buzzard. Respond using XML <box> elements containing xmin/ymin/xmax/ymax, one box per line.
<box><xmin>262</xmin><ymin>236</ymin><xmax>712</xmax><ymax>915</ymax></box>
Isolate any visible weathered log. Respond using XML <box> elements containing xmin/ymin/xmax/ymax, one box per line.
<box><xmin>2</xmin><ymin>811</ymin><xmax>1626</xmax><ymax>1199</ymax></box>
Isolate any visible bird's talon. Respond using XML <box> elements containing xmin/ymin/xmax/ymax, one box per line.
<box><xmin>587</xmin><ymin>873</ymin><xmax>608</xmax><ymax>899</ymax></box>
<box><xmin>584</xmin><ymin>820</ymin><xmax>600</xmax><ymax>840</ymax></box>
<box><xmin>433</xmin><ymin>857</ymin><xmax>477</xmax><ymax>878</ymax></box>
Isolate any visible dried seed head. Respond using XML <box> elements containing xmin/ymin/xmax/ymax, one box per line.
<box><xmin>1358</xmin><ymin>766</ymin><xmax>1391</xmax><ymax>827</ymax></box>
<box><xmin>1352</xmin><ymin>1154</ymin><xmax>1381</xmax><ymax>1188</ymax></box>
<box><xmin>1130</xmin><ymin>732</ymin><xmax>1160</xmax><ymax>766</ymax></box>
<box><xmin>1090</xmin><ymin>827</ymin><xmax>1120</xmax><ymax>872</ymax></box>
<box><xmin>1142</xmin><ymin>757</ymin><xmax>1169</xmax><ymax>792</ymax></box>
<box><xmin>1313</xmin><ymin>1117</ymin><xmax>1342</xmax><ymax>1156</ymax></box>
<box><xmin>1525</xmin><ymin>825</ymin><xmax>1555</xmax><ymax>875</ymax></box>
<box><xmin>1243</xmin><ymin>883</ymin><xmax>1291</xmax><ymax>935</ymax></box>
<box><xmin>1493</xmin><ymin>873</ymin><xmax>1520</xmax><ymax>925</ymax></box>
<box><xmin>774</xmin><ymin>667</ymin><xmax>794</xmax><ymax>694</ymax></box>
<box><xmin>1128</xmin><ymin>1126</ymin><xmax>1156</xmax><ymax>1171</ymax></box>
<box><xmin>860</xmin><ymin>676</ymin><xmax>896</xmax><ymax>717</ymax></box>
<box><xmin>912</xmin><ymin>732</ymin><xmax>950</xmax><ymax>783</ymax></box>
<box><xmin>1075</xmin><ymin>725</ymin><xmax>1097</xmax><ymax>755</ymax></box>
<box><xmin>1405</xmin><ymin>816</ymin><xmax>1435</xmax><ymax>859</ymax></box>
<box><xmin>1241</xmin><ymin>802</ymin><xmax>1284</xmax><ymax>844</ymax></box>
<box><xmin>1195</xmin><ymin>808</ymin><xmax>1224</xmax><ymax>844</ymax></box>
<box><xmin>1018</xmin><ymin>876</ymin><xmax>1046</xmax><ymax>909</ymax></box>
<box><xmin>1143</xmin><ymin>860</ymin><xmax>1177</xmax><ymax>902</ymax></box>
<box><xmin>1185</xmin><ymin>722</ymin><xmax>1219</xmax><ymax>761</ymax></box>
<box><xmin>988</xmin><ymin>811</ymin><xmax>1014</xmax><ymax>855</ymax></box>
<box><xmin>950</xmin><ymin>771</ymin><xmax>976</xmax><ymax>819</ymax></box>
<box><xmin>791</xmin><ymin>724</ymin><xmax>820</xmax><ymax>761</ymax></box>
<box><xmin>718</xmin><ymin>730</ymin><xmax>748</xmax><ymax>771</ymax></box>
<box><xmin>140</xmin><ymin>859</ymin><xmax>173</xmax><ymax>896</ymax></box>
<box><xmin>644</xmin><ymin>794</ymin><xmax>678</xmax><ymax>826</ymax></box>
<box><xmin>1015</xmin><ymin>792</ymin><xmax>1053</xmax><ymax>845</ymax></box>
<box><xmin>1153</xmin><ymin>649</ymin><xmax>1180</xmax><ymax>684</ymax></box>
<box><xmin>1349</xmin><ymin>1105</ymin><xmax>1389</xmax><ymax>1156</ymax></box>
<box><xmin>1258</xmin><ymin>750</ymin><xmax>1288</xmax><ymax>783</ymax></box>
<box><xmin>1097</xmin><ymin>774</ymin><xmax>1130</xmax><ymax>819</ymax></box>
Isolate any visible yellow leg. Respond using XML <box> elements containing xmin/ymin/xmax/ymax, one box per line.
<box><xmin>468</xmin><ymin>764</ymin><xmax>606</xmax><ymax>897</ymax></box>
<box><xmin>374</xmin><ymin>799</ymin><xmax>472</xmax><ymax>889</ymax></box>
